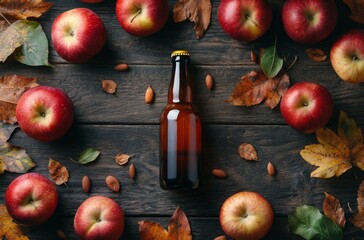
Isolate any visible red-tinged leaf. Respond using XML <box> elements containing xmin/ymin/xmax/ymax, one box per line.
<box><xmin>323</xmin><ymin>192</ymin><xmax>346</xmax><ymax>228</ymax></box>
<box><xmin>351</xmin><ymin>180</ymin><xmax>364</xmax><ymax>229</ymax></box>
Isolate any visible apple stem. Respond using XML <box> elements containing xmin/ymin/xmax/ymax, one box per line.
<box><xmin>130</xmin><ymin>9</ymin><xmax>142</xmax><ymax>23</ymax></box>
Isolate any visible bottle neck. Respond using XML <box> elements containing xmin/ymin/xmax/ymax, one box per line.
<box><xmin>168</xmin><ymin>55</ymin><xmax>193</xmax><ymax>103</ymax></box>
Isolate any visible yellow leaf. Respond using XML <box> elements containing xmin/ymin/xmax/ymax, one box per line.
<box><xmin>0</xmin><ymin>0</ymin><xmax>53</xmax><ymax>20</ymax></box>
<box><xmin>0</xmin><ymin>204</ymin><xmax>29</xmax><ymax>240</ymax></box>
<box><xmin>300</xmin><ymin>111</ymin><xmax>364</xmax><ymax>178</ymax></box>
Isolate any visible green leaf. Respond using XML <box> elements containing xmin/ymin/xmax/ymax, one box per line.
<box><xmin>0</xmin><ymin>142</ymin><xmax>35</xmax><ymax>174</ymax></box>
<box><xmin>289</xmin><ymin>205</ymin><xmax>343</xmax><ymax>240</ymax></box>
<box><xmin>0</xmin><ymin>123</ymin><xmax>18</xmax><ymax>143</ymax></box>
<box><xmin>260</xmin><ymin>43</ymin><xmax>283</xmax><ymax>79</ymax></box>
<box><xmin>11</xmin><ymin>20</ymin><xmax>51</xmax><ymax>67</ymax></box>
<box><xmin>78</xmin><ymin>148</ymin><xmax>101</xmax><ymax>164</ymax></box>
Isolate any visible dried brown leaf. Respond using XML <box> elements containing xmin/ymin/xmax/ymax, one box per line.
<box><xmin>173</xmin><ymin>0</ymin><xmax>211</xmax><ymax>39</ymax></box>
<box><xmin>343</xmin><ymin>0</ymin><xmax>364</xmax><ymax>24</ymax></box>
<box><xmin>101</xmin><ymin>80</ymin><xmax>117</xmax><ymax>94</ymax></box>
<box><xmin>323</xmin><ymin>192</ymin><xmax>346</xmax><ymax>228</ymax></box>
<box><xmin>115</xmin><ymin>153</ymin><xmax>132</xmax><ymax>166</ymax></box>
<box><xmin>226</xmin><ymin>70</ymin><xmax>290</xmax><ymax>109</ymax></box>
<box><xmin>48</xmin><ymin>158</ymin><xmax>69</xmax><ymax>185</ymax></box>
<box><xmin>0</xmin><ymin>204</ymin><xmax>29</xmax><ymax>240</ymax></box>
<box><xmin>305</xmin><ymin>48</ymin><xmax>327</xmax><ymax>62</ymax></box>
<box><xmin>238</xmin><ymin>143</ymin><xmax>258</xmax><ymax>161</ymax></box>
<box><xmin>139</xmin><ymin>207</ymin><xmax>192</xmax><ymax>240</ymax></box>
<box><xmin>0</xmin><ymin>123</ymin><xmax>17</xmax><ymax>143</ymax></box>
<box><xmin>351</xmin><ymin>180</ymin><xmax>364</xmax><ymax>229</ymax></box>
<box><xmin>0</xmin><ymin>0</ymin><xmax>53</xmax><ymax>20</ymax></box>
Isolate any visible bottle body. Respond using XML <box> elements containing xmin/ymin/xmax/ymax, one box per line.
<box><xmin>160</xmin><ymin>50</ymin><xmax>202</xmax><ymax>189</ymax></box>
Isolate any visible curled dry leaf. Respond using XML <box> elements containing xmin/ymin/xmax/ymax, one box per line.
<box><xmin>101</xmin><ymin>80</ymin><xmax>117</xmax><ymax>94</ymax></box>
<box><xmin>343</xmin><ymin>0</ymin><xmax>364</xmax><ymax>24</ymax></box>
<box><xmin>105</xmin><ymin>175</ymin><xmax>120</xmax><ymax>192</ymax></box>
<box><xmin>139</xmin><ymin>207</ymin><xmax>192</xmax><ymax>240</ymax></box>
<box><xmin>238</xmin><ymin>143</ymin><xmax>258</xmax><ymax>161</ymax></box>
<box><xmin>145</xmin><ymin>86</ymin><xmax>154</xmax><ymax>104</ymax></box>
<box><xmin>212</xmin><ymin>169</ymin><xmax>228</xmax><ymax>178</ymax></box>
<box><xmin>305</xmin><ymin>48</ymin><xmax>327</xmax><ymax>62</ymax></box>
<box><xmin>0</xmin><ymin>204</ymin><xmax>29</xmax><ymax>240</ymax></box>
<box><xmin>205</xmin><ymin>74</ymin><xmax>214</xmax><ymax>90</ymax></box>
<box><xmin>173</xmin><ymin>0</ymin><xmax>211</xmax><ymax>39</ymax></box>
<box><xmin>0</xmin><ymin>142</ymin><xmax>35</xmax><ymax>174</ymax></box>
<box><xmin>115</xmin><ymin>152</ymin><xmax>132</xmax><ymax>165</ymax></box>
<box><xmin>351</xmin><ymin>180</ymin><xmax>364</xmax><ymax>229</ymax></box>
<box><xmin>0</xmin><ymin>0</ymin><xmax>53</xmax><ymax>20</ymax></box>
<box><xmin>267</xmin><ymin>162</ymin><xmax>276</xmax><ymax>176</ymax></box>
<box><xmin>82</xmin><ymin>175</ymin><xmax>91</xmax><ymax>193</ymax></box>
<box><xmin>323</xmin><ymin>192</ymin><xmax>346</xmax><ymax>228</ymax></box>
<box><xmin>114</xmin><ymin>63</ymin><xmax>129</xmax><ymax>71</ymax></box>
<box><xmin>48</xmin><ymin>158</ymin><xmax>69</xmax><ymax>185</ymax></box>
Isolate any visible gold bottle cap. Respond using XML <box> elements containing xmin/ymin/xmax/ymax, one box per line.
<box><xmin>171</xmin><ymin>50</ymin><xmax>190</xmax><ymax>57</ymax></box>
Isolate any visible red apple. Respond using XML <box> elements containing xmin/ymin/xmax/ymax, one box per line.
<box><xmin>217</xmin><ymin>0</ymin><xmax>272</xmax><ymax>42</ymax></box>
<box><xmin>220</xmin><ymin>191</ymin><xmax>273</xmax><ymax>240</ymax></box>
<box><xmin>280</xmin><ymin>82</ymin><xmax>333</xmax><ymax>134</ymax></box>
<box><xmin>116</xmin><ymin>0</ymin><xmax>169</xmax><ymax>37</ymax></box>
<box><xmin>330</xmin><ymin>29</ymin><xmax>364</xmax><ymax>83</ymax></box>
<box><xmin>51</xmin><ymin>8</ymin><xmax>107</xmax><ymax>63</ymax></box>
<box><xmin>16</xmin><ymin>86</ymin><xmax>74</xmax><ymax>142</ymax></box>
<box><xmin>74</xmin><ymin>196</ymin><xmax>125</xmax><ymax>240</ymax></box>
<box><xmin>5</xmin><ymin>173</ymin><xmax>58</xmax><ymax>226</ymax></box>
<box><xmin>281</xmin><ymin>0</ymin><xmax>337</xmax><ymax>44</ymax></box>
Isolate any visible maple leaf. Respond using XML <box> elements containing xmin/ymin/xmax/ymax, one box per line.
<box><xmin>48</xmin><ymin>158</ymin><xmax>69</xmax><ymax>185</ymax></box>
<box><xmin>0</xmin><ymin>75</ymin><xmax>38</xmax><ymax>124</ymax></box>
<box><xmin>0</xmin><ymin>204</ymin><xmax>29</xmax><ymax>240</ymax></box>
<box><xmin>139</xmin><ymin>207</ymin><xmax>192</xmax><ymax>240</ymax></box>
<box><xmin>173</xmin><ymin>0</ymin><xmax>211</xmax><ymax>39</ymax></box>
<box><xmin>0</xmin><ymin>0</ymin><xmax>53</xmax><ymax>20</ymax></box>
<box><xmin>323</xmin><ymin>192</ymin><xmax>346</xmax><ymax>228</ymax></box>
<box><xmin>226</xmin><ymin>70</ymin><xmax>290</xmax><ymax>109</ymax></box>
<box><xmin>300</xmin><ymin>111</ymin><xmax>364</xmax><ymax>178</ymax></box>
<box><xmin>351</xmin><ymin>180</ymin><xmax>364</xmax><ymax>229</ymax></box>
<box><xmin>343</xmin><ymin>0</ymin><xmax>364</xmax><ymax>24</ymax></box>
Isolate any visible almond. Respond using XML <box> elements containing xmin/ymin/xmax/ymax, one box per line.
<box><xmin>212</xmin><ymin>169</ymin><xmax>228</xmax><ymax>178</ymax></box>
<box><xmin>129</xmin><ymin>163</ymin><xmax>136</xmax><ymax>180</ymax></box>
<box><xmin>267</xmin><ymin>162</ymin><xmax>276</xmax><ymax>176</ymax></box>
<box><xmin>105</xmin><ymin>175</ymin><xmax>120</xmax><ymax>192</ymax></box>
<box><xmin>56</xmin><ymin>229</ymin><xmax>67</xmax><ymax>240</ymax></box>
<box><xmin>214</xmin><ymin>236</ymin><xmax>227</xmax><ymax>240</ymax></box>
<box><xmin>82</xmin><ymin>175</ymin><xmax>91</xmax><ymax>193</ymax></box>
<box><xmin>250</xmin><ymin>50</ymin><xmax>258</xmax><ymax>64</ymax></box>
<box><xmin>205</xmin><ymin>74</ymin><xmax>214</xmax><ymax>90</ymax></box>
<box><xmin>114</xmin><ymin>63</ymin><xmax>129</xmax><ymax>71</ymax></box>
<box><xmin>145</xmin><ymin>86</ymin><xmax>154</xmax><ymax>104</ymax></box>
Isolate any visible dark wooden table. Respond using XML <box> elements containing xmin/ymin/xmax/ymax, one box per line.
<box><xmin>1</xmin><ymin>0</ymin><xmax>364</xmax><ymax>239</ymax></box>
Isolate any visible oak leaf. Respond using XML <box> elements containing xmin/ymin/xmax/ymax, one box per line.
<box><xmin>0</xmin><ymin>142</ymin><xmax>35</xmax><ymax>174</ymax></box>
<box><xmin>300</xmin><ymin>111</ymin><xmax>364</xmax><ymax>178</ymax></box>
<box><xmin>351</xmin><ymin>180</ymin><xmax>364</xmax><ymax>229</ymax></box>
<box><xmin>173</xmin><ymin>0</ymin><xmax>211</xmax><ymax>39</ymax></box>
<box><xmin>139</xmin><ymin>207</ymin><xmax>192</xmax><ymax>240</ymax></box>
<box><xmin>48</xmin><ymin>158</ymin><xmax>69</xmax><ymax>185</ymax></box>
<box><xmin>305</xmin><ymin>48</ymin><xmax>327</xmax><ymax>62</ymax></box>
<box><xmin>0</xmin><ymin>75</ymin><xmax>38</xmax><ymax>124</ymax></box>
<box><xmin>323</xmin><ymin>192</ymin><xmax>346</xmax><ymax>228</ymax></box>
<box><xmin>343</xmin><ymin>0</ymin><xmax>364</xmax><ymax>24</ymax></box>
<box><xmin>0</xmin><ymin>0</ymin><xmax>53</xmax><ymax>20</ymax></box>
<box><xmin>0</xmin><ymin>204</ymin><xmax>29</xmax><ymax>240</ymax></box>
<box><xmin>226</xmin><ymin>70</ymin><xmax>290</xmax><ymax>109</ymax></box>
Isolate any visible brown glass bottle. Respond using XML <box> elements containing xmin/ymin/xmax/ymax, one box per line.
<box><xmin>160</xmin><ymin>50</ymin><xmax>202</xmax><ymax>189</ymax></box>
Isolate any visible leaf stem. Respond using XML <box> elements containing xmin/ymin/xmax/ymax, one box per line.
<box><xmin>286</xmin><ymin>55</ymin><xmax>298</xmax><ymax>73</ymax></box>
<box><xmin>269</xmin><ymin>34</ymin><xmax>277</xmax><ymax>76</ymax></box>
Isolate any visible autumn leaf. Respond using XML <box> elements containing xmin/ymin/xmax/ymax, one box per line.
<box><xmin>0</xmin><ymin>142</ymin><xmax>35</xmax><ymax>174</ymax></box>
<box><xmin>115</xmin><ymin>152</ymin><xmax>132</xmax><ymax>166</ymax></box>
<box><xmin>226</xmin><ymin>70</ymin><xmax>290</xmax><ymax>109</ymax></box>
<box><xmin>0</xmin><ymin>204</ymin><xmax>29</xmax><ymax>240</ymax></box>
<box><xmin>173</xmin><ymin>0</ymin><xmax>211</xmax><ymax>39</ymax></box>
<box><xmin>139</xmin><ymin>207</ymin><xmax>192</xmax><ymax>240</ymax></box>
<box><xmin>101</xmin><ymin>80</ymin><xmax>117</xmax><ymax>94</ymax></box>
<box><xmin>300</xmin><ymin>111</ymin><xmax>364</xmax><ymax>178</ymax></box>
<box><xmin>238</xmin><ymin>143</ymin><xmax>258</xmax><ymax>161</ymax></box>
<box><xmin>0</xmin><ymin>0</ymin><xmax>53</xmax><ymax>20</ymax></box>
<box><xmin>343</xmin><ymin>0</ymin><xmax>364</xmax><ymax>24</ymax></box>
<box><xmin>0</xmin><ymin>123</ymin><xmax>17</xmax><ymax>143</ymax></box>
<box><xmin>48</xmin><ymin>158</ymin><xmax>69</xmax><ymax>185</ymax></box>
<box><xmin>351</xmin><ymin>180</ymin><xmax>364</xmax><ymax>229</ymax></box>
<box><xmin>305</xmin><ymin>48</ymin><xmax>327</xmax><ymax>62</ymax></box>
<box><xmin>0</xmin><ymin>75</ymin><xmax>38</xmax><ymax>124</ymax></box>
<box><xmin>323</xmin><ymin>192</ymin><xmax>346</xmax><ymax>228</ymax></box>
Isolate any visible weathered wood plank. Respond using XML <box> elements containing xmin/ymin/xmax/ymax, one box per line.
<box><xmin>0</xmin><ymin>64</ymin><xmax>363</xmax><ymax>125</ymax></box>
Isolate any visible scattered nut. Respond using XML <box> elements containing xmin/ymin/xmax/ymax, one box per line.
<box><xmin>105</xmin><ymin>175</ymin><xmax>120</xmax><ymax>192</ymax></box>
<box><xmin>238</xmin><ymin>143</ymin><xmax>258</xmax><ymax>161</ymax></box>
<box><xmin>114</xmin><ymin>63</ymin><xmax>129</xmax><ymax>71</ymax></box>
<box><xmin>145</xmin><ymin>86</ymin><xmax>154</xmax><ymax>104</ymax></box>
<box><xmin>212</xmin><ymin>169</ymin><xmax>228</xmax><ymax>178</ymax></box>
<box><xmin>129</xmin><ymin>163</ymin><xmax>136</xmax><ymax>180</ymax></box>
<box><xmin>214</xmin><ymin>236</ymin><xmax>227</xmax><ymax>240</ymax></box>
<box><xmin>101</xmin><ymin>80</ymin><xmax>117</xmax><ymax>94</ymax></box>
<box><xmin>267</xmin><ymin>162</ymin><xmax>276</xmax><ymax>176</ymax></box>
<box><xmin>82</xmin><ymin>175</ymin><xmax>91</xmax><ymax>193</ymax></box>
<box><xmin>250</xmin><ymin>50</ymin><xmax>258</xmax><ymax>64</ymax></box>
<box><xmin>205</xmin><ymin>74</ymin><xmax>214</xmax><ymax>90</ymax></box>
<box><xmin>56</xmin><ymin>229</ymin><xmax>67</xmax><ymax>240</ymax></box>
